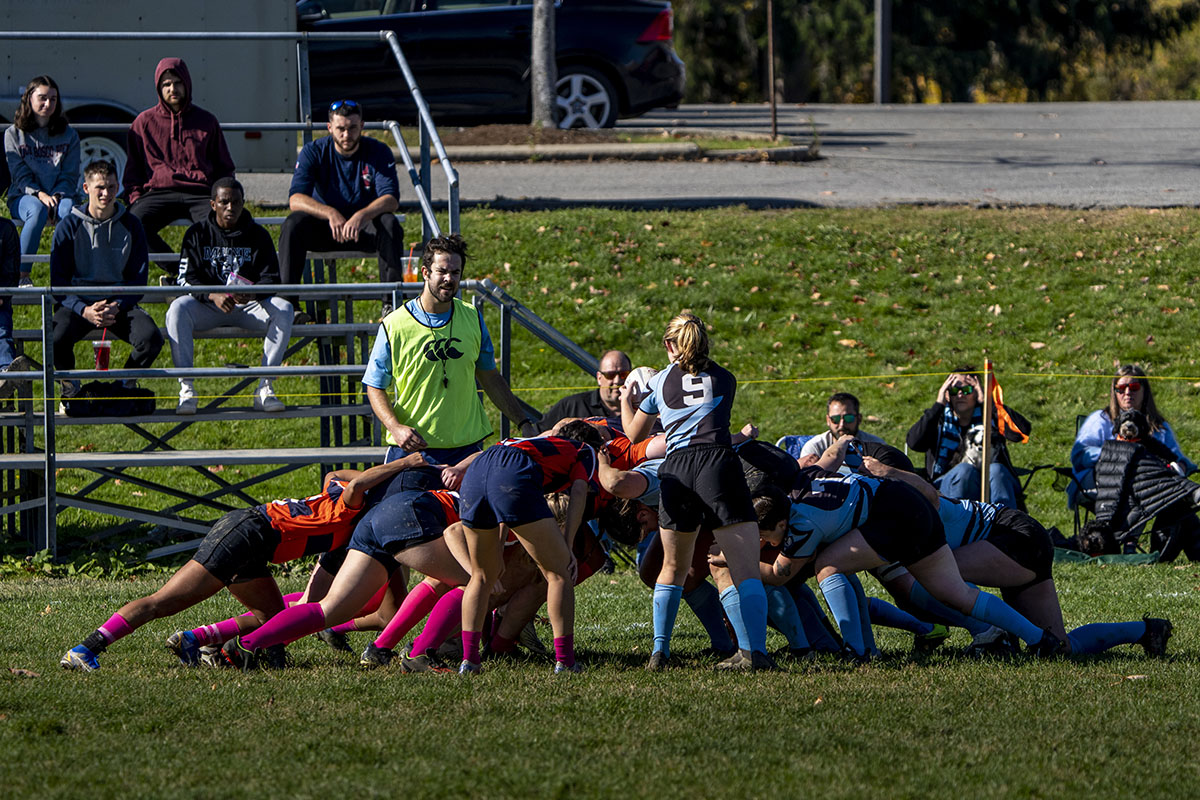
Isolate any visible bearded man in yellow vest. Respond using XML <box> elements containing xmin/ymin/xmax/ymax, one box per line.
<box><xmin>362</xmin><ymin>234</ymin><xmax>537</xmax><ymax>492</ymax></box>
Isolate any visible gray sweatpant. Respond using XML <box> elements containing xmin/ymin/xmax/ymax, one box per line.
<box><xmin>166</xmin><ymin>295</ymin><xmax>293</xmax><ymax>371</ymax></box>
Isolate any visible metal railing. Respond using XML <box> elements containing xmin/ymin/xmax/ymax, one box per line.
<box><xmin>2</xmin><ymin>30</ymin><xmax>460</xmax><ymax>242</ymax></box>
<box><xmin>1</xmin><ymin>280</ymin><xmax>598</xmax><ymax>557</ymax></box>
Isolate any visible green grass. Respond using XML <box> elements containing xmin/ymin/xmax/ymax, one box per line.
<box><xmin>6</xmin><ymin>204</ymin><xmax>1200</xmax><ymax>558</ymax></box>
<box><xmin>2</xmin><ymin>564</ymin><xmax>1199</xmax><ymax>799</ymax></box>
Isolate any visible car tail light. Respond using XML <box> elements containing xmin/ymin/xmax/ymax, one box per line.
<box><xmin>637</xmin><ymin>9</ymin><xmax>673</xmax><ymax>43</ymax></box>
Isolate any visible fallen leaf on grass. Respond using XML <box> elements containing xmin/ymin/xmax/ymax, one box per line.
<box><xmin>40</xmin><ymin>605</ymin><xmax>53</xmax><ymax>615</ymax></box>
<box><xmin>9</xmin><ymin>668</ymin><xmax>39</xmax><ymax>678</ymax></box>
<box><xmin>1030</xmin><ymin>342</ymin><xmax>1046</xmax><ymax>350</ymax></box>
<box><xmin>814</xmin><ymin>697</ymin><xmax>823</xmax><ymax>706</ymax></box>
<box><xmin>837</xmin><ymin>339</ymin><xmax>860</xmax><ymax>348</ymax></box>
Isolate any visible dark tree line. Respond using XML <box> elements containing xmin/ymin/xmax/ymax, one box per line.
<box><xmin>673</xmin><ymin>0</ymin><xmax>1200</xmax><ymax>103</ymax></box>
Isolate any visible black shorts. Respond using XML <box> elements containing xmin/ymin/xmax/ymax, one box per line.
<box><xmin>191</xmin><ymin>508</ymin><xmax>280</xmax><ymax>585</ymax></box>
<box><xmin>658</xmin><ymin>444</ymin><xmax>755</xmax><ymax>533</ymax></box>
<box><xmin>349</xmin><ymin>490</ymin><xmax>451</xmax><ymax>575</ymax></box>
<box><xmin>858</xmin><ymin>480</ymin><xmax>946</xmax><ymax>566</ymax></box>
<box><xmin>988</xmin><ymin>508</ymin><xmax>1054</xmax><ymax>584</ymax></box>
<box><xmin>318</xmin><ymin>546</ymin><xmax>349</xmax><ymax>575</ymax></box>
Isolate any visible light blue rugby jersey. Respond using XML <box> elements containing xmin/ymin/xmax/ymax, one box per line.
<box><xmin>781</xmin><ymin>470</ymin><xmax>884</xmax><ymax>560</ymax></box>
<box><xmin>937</xmin><ymin>496</ymin><xmax>999</xmax><ymax>550</ymax></box>
<box><xmin>639</xmin><ymin>361</ymin><xmax>737</xmax><ymax>454</ymax></box>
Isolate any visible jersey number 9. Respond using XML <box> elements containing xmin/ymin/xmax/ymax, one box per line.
<box><xmin>681</xmin><ymin>374</ymin><xmax>714</xmax><ymax>407</ymax></box>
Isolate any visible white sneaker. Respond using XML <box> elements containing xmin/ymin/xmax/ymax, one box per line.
<box><xmin>17</xmin><ymin>274</ymin><xmax>33</xmax><ymax>288</ymax></box>
<box><xmin>177</xmin><ymin>382</ymin><xmax>198</xmax><ymax>415</ymax></box>
<box><xmin>254</xmin><ymin>381</ymin><xmax>284</xmax><ymax>413</ymax></box>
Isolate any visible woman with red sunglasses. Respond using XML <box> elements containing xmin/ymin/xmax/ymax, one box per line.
<box><xmin>1071</xmin><ymin>364</ymin><xmax>1196</xmax><ymax>497</ymax></box>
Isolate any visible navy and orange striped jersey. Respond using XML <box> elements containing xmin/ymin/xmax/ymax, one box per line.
<box><xmin>428</xmin><ymin>489</ymin><xmax>461</xmax><ymax>526</ymax></box>
<box><xmin>499</xmin><ymin>436</ymin><xmax>597</xmax><ymax>493</ymax></box>
<box><xmin>581</xmin><ymin>416</ymin><xmax>652</xmax><ymax>470</ymax></box>
<box><xmin>260</xmin><ymin>478</ymin><xmax>363</xmax><ymax>563</ymax></box>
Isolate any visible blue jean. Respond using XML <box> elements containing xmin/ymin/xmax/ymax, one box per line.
<box><xmin>935</xmin><ymin>461</ymin><xmax>1020</xmax><ymax>508</ymax></box>
<box><xmin>10</xmin><ymin>193</ymin><xmax>74</xmax><ymax>258</ymax></box>
<box><xmin>0</xmin><ymin>302</ymin><xmax>13</xmax><ymax>368</ymax></box>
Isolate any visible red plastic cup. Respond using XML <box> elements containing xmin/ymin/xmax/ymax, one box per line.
<box><xmin>93</xmin><ymin>339</ymin><xmax>111</xmax><ymax>370</ymax></box>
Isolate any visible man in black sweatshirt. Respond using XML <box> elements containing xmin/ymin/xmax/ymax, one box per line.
<box><xmin>165</xmin><ymin>177</ymin><xmax>292</xmax><ymax>414</ymax></box>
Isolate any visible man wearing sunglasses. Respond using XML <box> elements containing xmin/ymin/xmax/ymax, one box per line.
<box><xmin>797</xmin><ymin>392</ymin><xmax>889</xmax><ymax>466</ymax></box>
<box><xmin>125</xmin><ymin>57</ymin><xmax>236</xmax><ymax>273</ymax></box>
<box><xmin>537</xmin><ymin>349</ymin><xmax>632</xmax><ymax>432</ymax></box>
<box><xmin>279</xmin><ymin>99</ymin><xmax>404</xmax><ymax>319</ymax></box>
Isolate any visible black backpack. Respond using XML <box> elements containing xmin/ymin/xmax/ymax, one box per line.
<box><xmin>62</xmin><ymin>380</ymin><xmax>156</xmax><ymax>417</ymax></box>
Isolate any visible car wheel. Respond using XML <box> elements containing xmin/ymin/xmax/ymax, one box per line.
<box><xmin>78</xmin><ymin>135</ymin><xmax>128</xmax><ymax>186</ymax></box>
<box><xmin>555</xmin><ymin>67</ymin><xmax>618</xmax><ymax>129</ymax></box>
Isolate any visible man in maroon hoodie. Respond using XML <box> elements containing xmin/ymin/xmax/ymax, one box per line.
<box><xmin>124</xmin><ymin>57</ymin><xmax>236</xmax><ymax>271</ymax></box>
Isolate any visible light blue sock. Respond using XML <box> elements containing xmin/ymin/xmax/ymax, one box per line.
<box><xmin>766</xmin><ymin>584</ymin><xmax>809</xmax><ymax>649</ymax></box>
<box><xmin>736</xmin><ymin>578</ymin><xmax>769</xmax><ymax>653</ymax></box>
<box><xmin>909</xmin><ymin>580</ymin><xmax>990</xmax><ymax>636</ymax></box>
<box><xmin>818</xmin><ymin>573</ymin><xmax>866</xmax><ymax>656</ymax></box>
<box><xmin>682</xmin><ymin>582</ymin><xmax>735</xmax><ymax>651</ymax></box>
<box><xmin>869</xmin><ymin>597</ymin><xmax>934</xmax><ymax>635</ymax></box>
<box><xmin>718</xmin><ymin>586</ymin><xmax>750</xmax><ymax>651</ymax></box>
<box><xmin>970</xmin><ymin>591</ymin><xmax>1044</xmax><ymax>646</ymax></box>
<box><xmin>792</xmin><ymin>582</ymin><xmax>841</xmax><ymax>652</ymax></box>
<box><xmin>652</xmin><ymin>583</ymin><xmax>683</xmax><ymax>657</ymax></box>
<box><xmin>1067</xmin><ymin>621</ymin><xmax>1147</xmax><ymax>654</ymax></box>
<box><xmin>848</xmin><ymin>574</ymin><xmax>878</xmax><ymax>657</ymax></box>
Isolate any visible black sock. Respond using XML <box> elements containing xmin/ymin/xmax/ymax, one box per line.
<box><xmin>81</xmin><ymin>630</ymin><xmax>108</xmax><ymax>654</ymax></box>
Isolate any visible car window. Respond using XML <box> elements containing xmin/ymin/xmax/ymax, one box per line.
<box><xmin>422</xmin><ymin>0</ymin><xmax>531</xmax><ymax>9</ymax></box>
<box><xmin>311</xmin><ymin>0</ymin><xmax>390</xmax><ymax>18</ymax></box>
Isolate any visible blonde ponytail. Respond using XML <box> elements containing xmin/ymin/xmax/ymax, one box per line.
<box><xmin>663</xmin><ymin>312</ymin><xmax>710</xmax><ymax>376</ymax></box>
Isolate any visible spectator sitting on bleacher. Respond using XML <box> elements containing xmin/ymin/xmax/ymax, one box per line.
<box><xmin>537</xmin><ymin>349</ymin><xmax>631</xmax><ymax>432</ymax></box>
<box><xmin>279</xmin><ymin>100</ymin><xmax>404</xmax><ymax>320</ymax></box>
<box><xmin>124</xmin><ymin>58</ymin><xmax>235</xmax><ymax>273</ymax></box>
<box><xmin>51</xmin><ymin>159</ymin><xmax>163</xmax><ymax>394</ymax></box>
<box><xmin>166</xmin><ymin>177</ymin><xmax>292</xmax><ymax>415</ymax></box>
<box><xmin>4</xmin><ymin>75</ymin><xmax>80</xmax><ymax>284</ymax></box>
<box><xmin>797</xmin><ymin>392</ymin><xmax>888</xmax><ymax>463</ymax></box>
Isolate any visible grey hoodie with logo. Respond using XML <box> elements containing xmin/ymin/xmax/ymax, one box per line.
<box><xmin>50</xmin><ymin>203</ymin><xmax>148</xmax><ymax>316</ymax></box>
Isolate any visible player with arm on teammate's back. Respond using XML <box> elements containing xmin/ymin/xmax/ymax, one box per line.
<box><xmin>621</xmin><ymin>312</ymin><xmax>776</xmax><ymax>672</ymax></box>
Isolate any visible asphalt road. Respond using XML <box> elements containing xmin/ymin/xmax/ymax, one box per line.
<box><xmin>243</xmin><ymin>101</ymin><xmax>1200</xmax><ymax>209</ymax></box>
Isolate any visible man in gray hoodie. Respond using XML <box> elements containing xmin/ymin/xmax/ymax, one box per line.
<box><xmin>51</xmin><ymin>160</ymin><xmax>163</xmax><ymax>387</ymax></box>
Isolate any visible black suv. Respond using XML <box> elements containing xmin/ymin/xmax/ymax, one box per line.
<box><xmin>297</xmin><ymin>0</ymin><xmax>685</xmax><ymax>128</ymax></box>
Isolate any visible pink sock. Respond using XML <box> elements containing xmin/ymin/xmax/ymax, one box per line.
<box><xmin>373</xmin><ymin>581</ymin><xmax>440</xmax><ymax>650</ymax></box>
<box><xmin>241</xmin><ymin>604</ymin><xmax>325</xmax><ymax>650</ymax></box>
<box><xmin>236</xmin><ymin>591</ymin><xmax>304</xmax><ymax>618</ymax></box>
<box><xmin>406</xmin><ymin>588</ymin><xmax>463</xmax><ymax>656</ymax></box>
<box><xmin>190</xmin><ymin>618</ymin><xmax>241</xmax><ymax>646</ymax></box>
<box><xmin>490</xmin><ymin>633</ymin><xmax>517</xmax><ymax>654</ymax></box>
<box><xmin>98</xmin><ymin>613</ymin><xmax>134</xmax><ymax>645</ymax></box>
<box><xmin>359</xmin><ymin>583</ymin><xmax>388</xmax><ymax>616</ymax></box>
<box><xmin>329</xmin><ymin>619</ymin><xmax>359</xmax><ymax>635</ymax></box>
<box><xmin>462</xmin><ymin>630</ymin><xmax>483</xmax><ymax>665</ymax></box>
<box><xmin>553</xmin><ymin>635</ymin><xmax>575</xmax><ymax>668</ymax></box>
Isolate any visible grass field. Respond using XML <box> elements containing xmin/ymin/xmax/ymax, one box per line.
<box><xmin>4</xmin><ymin>204</ymin><xmax>1200</xmax><ymax>797</ymax></box>
<box><xmin>3</xmin><ymin>563</ymin><xmax>1199</xmax><ymax>799</ymax></box>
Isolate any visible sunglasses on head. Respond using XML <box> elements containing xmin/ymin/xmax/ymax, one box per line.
<box><xmin>329</xmin><ymin>99</ymin><xmax>360</xmax><ymax>113</ymax></box>
<box><xmin>829</xmin><ymin>413</ymin><xmax>858</xmax><ymax>424</ymax></box>
<box><xmin>1115</xmin><ymin>381</ymin><xmax>1143</xmax><ymax>393</ymax></box>
<box><xmin>599</xmin><ymin>369</ymin><xmax>630</xmax><ymax>381</ymax></box>
<box><xmin>948</xmin><ymin>385</ymin><xmax>974</xmax><ymax>396</ymax></box>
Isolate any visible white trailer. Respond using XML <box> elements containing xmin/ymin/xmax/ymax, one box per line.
<box><xmin>0</xmin><ymin>0</ymin><xmax>298</xmax><ymax>175</ymax></box>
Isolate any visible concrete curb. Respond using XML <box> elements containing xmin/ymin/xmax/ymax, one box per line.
<box><xmin>394</xmin><ymin>140</ymin><xmax>816</xmax><ymax>163</ymax></box>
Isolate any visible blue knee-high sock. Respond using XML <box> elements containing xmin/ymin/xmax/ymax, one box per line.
<box><xmin>818</xmin><ymin>574</ymin><xmax>866</xmax><ymax>656</ymax></box>
<box><xmin>718</xmin><ymin>586</ymin><xmax>750</xmax><ymax>651</ymax></box>
<box><xmin>652</xmin><ymin>583</ymin><xmax>683</xmax><ymax>657</ymax></box>
<box><xmin>869</xmin><ymin>597</ymin><xmax>934</xmax><ymax>635</ymax></box>
<box><xmin>792</xmin><ymin>582</ymin><xmax>841</xmax><ymax>652</ymax></box>
<box><xmin>736</xmin><ymin>578</ymin><xmax>769</xmax><ymax>653</ymax></box>
<box><xmin>766</xmin><ymin>584</ymin><xmax>809</xmax><ymax>649</ymax></box>
<box><xmin>1067</xmin><ymin>621</ymin><xmax>1147</xmax><ymax>654</ymax></box>
<box><xmin>909</xmin><ymin>580</ymin><xmax>991</xmax><ymax>636</ymax></box>
<box><xmin>682</xmin><ymin>582</ymin><xmax>735</xmax><ymax>651</ymax></box>
<box><xmin>848</xmin><ymin>574</ymin><xmax>878</xmax><ymax>657</ymax></box>
<box><xmin>969</xmin><ymin>591</ymin><xmax>1044</xmax><ymax>646</ymax></box>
